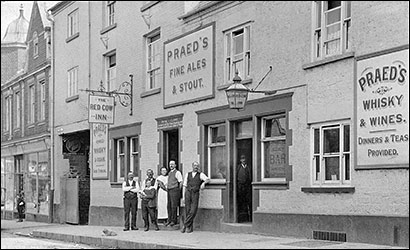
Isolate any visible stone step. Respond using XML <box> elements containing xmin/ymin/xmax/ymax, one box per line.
<box><xmin>220</xmin><ymin>222</ymin><xmax>253</xmax><ymax>234</ymax></box>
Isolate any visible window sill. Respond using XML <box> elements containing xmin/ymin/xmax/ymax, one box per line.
<box><xmin>140</xmin><ymin>87</ymin><xmax>161</xmax><ymax>98</ymax></box>
<box><xmin>100</xmin><ymin>23</ymin><xmax>117</xmax><ymax>35</ymax></box>
<box><xmin>65</xmin><ymin>33</ymin><xmax>79</xmax><ymax>43</ymax></box>
<box><xmin>140</xmin><ymin>1</ymin><xmax>160</xmax><ymax>12</ymax></box>
<box><xmin>217</xmin><ymin>78</ymin><xmax>253</xmax><ymax>91</ymax></box>
<box><xmin>110</xmin><ymin>182</ymin><xmax>122</xmax><ymax>188</ymax></box>
<box><xmin>65</xmin><ymin>94</ymin><xmax>79</xmax><ymax>103</ymax></box>
<box><xmin>301</xmin><ymin>186</ymin><xmax>355</xmax><ymax>193</ymax></box>
<box><xmin>302</xmin><ymin>52</ymin><xmax>355</xmax><ymax>70</ymax></box>
<box><xmin>206</xmin><ymin>179</ymin><xmax>226</xmax><ymax>189</ymax></box>
<box><xmin>252</xmin><ymin>181</ymin><xmax>288</xmax><ymax>190</ymax></box>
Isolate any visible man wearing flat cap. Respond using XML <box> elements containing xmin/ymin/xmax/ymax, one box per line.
<box><xmin>122</xmin><ymin>172</ymin><xmax>140</xmax><ymax>231</ymax></box>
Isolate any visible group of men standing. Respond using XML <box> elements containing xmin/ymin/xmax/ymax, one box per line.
<box><xmin>122</xmin><ymin>160</ymin><xmax>210</xmax><ymax>233</ymax></box>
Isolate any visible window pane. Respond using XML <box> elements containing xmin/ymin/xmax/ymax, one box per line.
<box><xmin>325</xmin><ymin>156</ymin><xmax>339</xmax><ymax>180</ymax></box>
<box><xmin>344</xmin><ymin>154</ymin><xmax>350</xmax><ymax>181</ymax></box>
<box><xmin>210</xmin><ymin>146</ymin><xmax>226</xmax><ymax>179</ymax></box>
<box><xmin>328</xmin><ymin>1</ymin><xmax>341</xmax><ymax>10</ymax></box>
<box><xmin>211</xmin><ymin>125</ymin><xmax>225</xmax><ymax>143</ymax></box>
<box><xmin>245</xmin><ymin>26</ymin><xmax>250</xmax><ymax>51</ymax></box>
<box><xmin>233</xmin><ymin>32</ymin><xmax>244</xmax><ymax>55</ymax></box>
<box><xmin>132</xmin><ymin>137</ymin><xmax>138</xmax><ymax>153</ymax></box>
<box><xmin>226</xmin><ymin>33</ymin><xmax>231</xmax><ymax>57</ymax></box>
<box><xmin>132</xmin><ymin>154</ymin><xmax>139</xmax><ymax>177</ymax></box>
<box><xmin>265</xmin><ymin>117</ymin><xmax>286</xmax><ymax>138</ymax></box>
<box><xmin>26</xmin><ymin>153</ymin><xmax>38</xmax><ymax>214</ymax></box>
<box><xmin>264</xmin><ymin>140</ymin><xmax>286</xmax><ymax>178</ymax></box>
<box><xmin>316</xmin><ymin>1</ymin><xmax>322</xmax><ymax>28</ymax></box>
<box><xmin>118</xmin><ymin>140</ymin><xmax>124</xmax><ymax>154</ymax></box>
<box><xmin>236</xmin><ymin>120</ymin><xmax>253</xmax><ymax>138</ymax></box>
<box><xmin>233</xmin><ymin>60</ymin><xmax>243</xmax><ymax>78</ymax></box>
<box><xmin>314</xmin><ymin>155</ymin><xmax>320</xmax><ymax>181</ymax></box>
<box><xmin>326</xmin><ymin>8</ymin><xmax>341</xmax><ymax>25</ymax></box>
<box><xmin>120</xmin><ymin>155</ymin><xmax>125</xmax><ymax>178</ymax></box>
<box><xmin>323</xmin><ymin>128</ymin><xmax>339</xmax><ymax>153</ymax></box>
<box><xmin>344</xmin><ymin>125</ymin><xmax>350</xmax><ymax>152</ymax></box>
<box><xmin>314</xmin><ymin>128</ymin><xmax>320</xmax><ymax>154</ymax></box>
<box><xmin>38</xmin><ymin>151</ymin><xmax>49</xmax><ymax>215</ymax></box>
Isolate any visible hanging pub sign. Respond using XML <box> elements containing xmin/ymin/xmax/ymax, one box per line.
<box><xmin>355</xmin><ymin>47</ymin><xmax>409</xmax><ymax>169</ymax></box>
<box><xmin>163</xmin><ymin>22</ymin><xmax>215</xmax><ymax>108</ymax></box>
<box><xmin>91</xmin><ymin>123</ymin><xmax>109</xmax><ymax>180</ymax></box>
<box><xmin>88</xmin><ymin>95</ymin><xmax>115</xmax><ymax>124</ymax></box>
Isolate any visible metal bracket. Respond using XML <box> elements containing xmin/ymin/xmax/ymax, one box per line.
<box><xmin>80</xmin><ymin>74</ymin><xmax>133</xmax><ymax>116</ymax></box>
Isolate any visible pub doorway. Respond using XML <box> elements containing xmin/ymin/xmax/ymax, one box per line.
<box><xmin>163</xmin><ymin>129</ymin><xmax>179</xmax><ymax>171</ymax></box>
<box><xmin>233</xmin><ymin>120</ymin><xmax>253</xmax><ymax>223</ymax></box>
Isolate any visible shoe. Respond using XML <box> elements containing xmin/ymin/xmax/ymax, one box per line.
<box><xmin>144</xmin><ymin>227</ymin><xmax>149</xmax><ymax>231</ymax></box>
<box><xmin>123</xmin><ymin>228</ymin><xmax>129</xmax><ymax>231</ymax></box>
<box><xmin>181</xmin><ymin>226</ymin><xmax>186</xmax><ymax>233</ymax></box>
<box><xmin>155</xmin><ymin>227</ymin><xmax>159</xmax><ymax>231</ymax></box>
<box><xmin>169</xmin><ymin>222</ymin><xmax>176</xmax><ymax>227</ymax></box>
<box><xmin>131</xmin><ymin>228</ymin><xmax>138</xmax><ymax>231</ymax></box>
<box><xmin>186</xmin><ymin>227</ymin><xmax>193</xmax><ymax>233</ymax></box>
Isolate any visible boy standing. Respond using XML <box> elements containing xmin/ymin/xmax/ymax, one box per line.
<box><xmin>140</xmin><ymin>179</ymin><xmax>159</xmax><ymax>231</ymax></box>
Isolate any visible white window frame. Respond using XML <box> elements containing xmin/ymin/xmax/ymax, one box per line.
<box><xmin>5</xmin><ymin>95</ymin><xmax>12</xmax><ymax>131</ymax></box>
<box><xmin>105</xmin><ymin>53</ymin><xmax>116</xmax><ymax>91</ymax></box>
<box><xmin>310</xmin><ymin>121</ymin><xmax>351</xmax><ymax>186</ymax></box>
<box><xmin>67</xmin><ymin>9</ymin><xmax>79</xmax><ymax>38</ymax></box>
<box><xmin>207</xmin><ymin>124</ymin><xmax>227</xmax><ymax>180</ymax></box>
<box><xmin>39</xmin><ymin>79</ymin><xmax>46</xmax><ymax>121</ymax></box>
<box><xmin>45</xmin><ymin>32</ymin><xmax>51</xmax><ymax>59</ymax></box>
<box><xmin>107</xmin><ymin>1</ymin><xmax>116</xmax><ymax>27</ymax></box>
<box><xmin>115</xmin><ymin>138</ymin><xmax>125</xmax><ymax>182</ymax></box>
<box><xmin>67</xmin><ymin>67</ymin><xmax>78</xmax><ymax>97</ymax></box>
<box><xmin>33</xmin><ymin>32</ymin><xmax>39</xmax><ymax>58</ymax></box>
<box><xmin>29</xmin><ymin>84</ymin><xmax>36</xmax><ymax>124</ymax></box>
<box><xmin>130</xmin><ymin>136</ymin><xmax>139</xmax><ymax>180</ymax></box>
<box><xmin>261</xmin><ymin>114</ymin><xmax>287</xmax><ymax>182</ymax></box>
<box><xmin>224</xmin><ymin>24</ymin><xmax>251</xmax><ymax>83</ymax></box>
<box><xmin>146</xmin><ymin>32</ymin><xmax>161</xmax><ymax>90</ymax></box>
<box><xmin>312</xmin><ymin>1</ymin><xmax>351</xmax><ymax>60</ymax></box>
<box><xmin>15</xmin><ymin>90</ymin><xmax>21</xmax><ymax>129</ymax></box>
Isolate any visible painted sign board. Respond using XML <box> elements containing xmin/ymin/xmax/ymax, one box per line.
<box><xmin>163</xmin><ymin>22</ymin><xmax>215</xmax><ymax>108</ymax></box>
<box><xmin>91</xmin><ymin>123</ymin><xmax>109</xmax><ymax>179</ymax></box>
<box><xmin>355</xmin><ymin>47</ymin><xmax>409</xmax><ymax>169</ymax></box>
<box><xmin>89</xmin><ymin>95</ymin><xmax>115</xmax><ymax>124</ymax></box>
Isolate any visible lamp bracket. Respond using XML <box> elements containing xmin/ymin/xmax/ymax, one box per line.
<box><xmin>249</xmin><ymin>66</ymin><xmax>275</xmax><ymax>94</ymax></box>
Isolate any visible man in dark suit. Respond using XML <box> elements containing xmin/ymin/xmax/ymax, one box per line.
<box><xmin>237</xmin><ymin>154</ymin><xmax>252</xmax><ymax>222</ymax></box>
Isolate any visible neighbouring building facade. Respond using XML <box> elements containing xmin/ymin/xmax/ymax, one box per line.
<box><xmin>48</xmin><ymin>1</ymin><xmax>408</xmax><ymax>247</ymax></box>
<box><xmin>1</xmin><ymin>2</ymin><xmax>52</xmax><ymax>222</ymax></box>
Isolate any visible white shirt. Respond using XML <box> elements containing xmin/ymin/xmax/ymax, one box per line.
<box><xmin>122</xmin><ymin>179</ymin><xmax>140</xmax><ymax>193</ymax></box>
<box><xmin>183</xmin><ymin>172</ymin><xmax>209</xmax><ymax>187</ymax></box>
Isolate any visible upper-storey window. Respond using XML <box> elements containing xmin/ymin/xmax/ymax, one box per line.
<box><xmin>67</xmin><ymin>9</ymin><xmax>79</xmax><ymax>38</ymax></box>
<box><xmin>5</xmin><ymin>95</ymin><xmax>12</xmax><ymax>131</ymax></box>
<box><xmin>33</xmin><ymin>32</ymin><xmax>39</xmax><ymax>58</ymax></box>
<box><xmin>313</xmin><ymin>1</ymin><xmax>351</xmax><ymax>60</ymax></box>
<box><xmin>107</xmin><ymin>1</ymin><xmax>116</xmax><ymax>26</ymax></box>
<box><xmin>224</xmin><ymin>24</ymin><xmax>251</xmax><ymax>83</ymax></box>
<box><xmin>14</xmin><ymin>90</ymin><xmax>21</xmax><ymax>129</ymax></box>
<box><xmin>106</xmin><ymin>52</ymin><xmax>116</xmax><ymax>91</ymax></box>
<box><xmin>29</xmin><ymin>84</ymin><xmax>36</xmax><ymax>124</ymax></box>
<box><xmin>146</xmin><ymin>31</ymin><xmax>161</xmax><ymax>90</ymax></box>
<box><xmin>39</xmin><ymin>79</ymin><xmax>46</xmax><ymax>121</ymax></box>
<box><xmin>67</xmin><ymin>66</ymin><xmax>79</xmax><ymax>97</ymax></box>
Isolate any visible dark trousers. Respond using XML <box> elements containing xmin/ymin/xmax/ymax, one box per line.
<box><xmin>141</xmin><ymin>201</ymin><xmax>158</xmax><ymax>229</ymax></box>
<box><xmin>167</xmin><ymin>188</ymin><xmax>180</xmax><ymax>224</ymax></box>
<box><xmin>124</xmin><ymin>197</ymin><xmax>137</xmax><ymax>229</ymax></box>
<box><xmin>237</xmin><ymin>184</ymin><xmax>252</xmax><ymax>222</ymax></box>
<box><xmin>183</xmin><ymin>189</ymin><xmax>200</xmax><ymax>230</ymax></box>
<box><xmin>17</xmin><ymin>206</ymin><xmax>24</xmax><ymax>220</ymax></box>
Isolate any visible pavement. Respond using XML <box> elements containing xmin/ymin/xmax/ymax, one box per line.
<box><xmin>1</xmin><ymin>219</ymin><xmax>407</xmax><ymax>249</ymax></box>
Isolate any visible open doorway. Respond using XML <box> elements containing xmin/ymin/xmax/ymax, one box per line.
<box><xmin>163</xmin><ymin>129</ymin><xmax>179</xmax><ymax>171</ymax></box>
<box><xmin>234</xmin><ymin>120</ymin><xmax>253</xmax><ymax>223</ymax></box>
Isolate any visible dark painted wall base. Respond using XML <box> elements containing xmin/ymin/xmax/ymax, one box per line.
<box><xmin>253</xmin><ymin>212</ymin><xmax>409</xmax><ymax>248</ymax></box>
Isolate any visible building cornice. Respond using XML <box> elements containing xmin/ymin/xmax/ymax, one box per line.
<box><xmin>49</xmin><ymin>1</ymin><xmax>74</xmax><ymax>16</ymax></box>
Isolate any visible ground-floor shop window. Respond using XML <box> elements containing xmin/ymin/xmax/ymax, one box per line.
<box><xmin>311</xmin><ymin>121</ymin><xmax>351</xmax><ymax>186</ymax></box>
<box><xmin>25</xmin><ymin>151</ymin><xmax>50</xmax><ymax>215</ymax></box>
<box><xmin>261</xmin><ymin>114</ymin><xmax>287</xmax><ymax>180</ymax></box>
<box><xmin>207</xmin><ymin>123</ymin><xmax>227</xmax><ymax>180</ymax></box>
<box><xmin>1</xmin><ymin>157</ymin><xmax>15</xmax><ymax>211</ymax></box>
<box><xmin>112</xmin><ymin>135</ymin><xmax>140</xmax><ymax>183</ymax></box>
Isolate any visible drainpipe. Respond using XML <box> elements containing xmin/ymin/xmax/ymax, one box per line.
<box><xmin>46</xmin><ymin>10</ymin><xmax>55</xmax><ymax>224</ymax></box>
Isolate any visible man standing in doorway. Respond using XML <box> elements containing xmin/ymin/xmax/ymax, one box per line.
<box><xmin>181</xmin><ymin>161</ymin><xmax>209</xmax><ymax>233</ymax></box>
<box><xmin>166</xmin><ymin>160</ymin><xmax>183</xmax><ymax>227</ymax></box>
<box><xmin>237</xmin><ymin>154</ymin><xmax>252</xmax><ymax>222</ymax></box>
<box><xmin>122</xmin><ymin>172</ymin><xmax>140</xmax><ymax>231</ymax></box>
